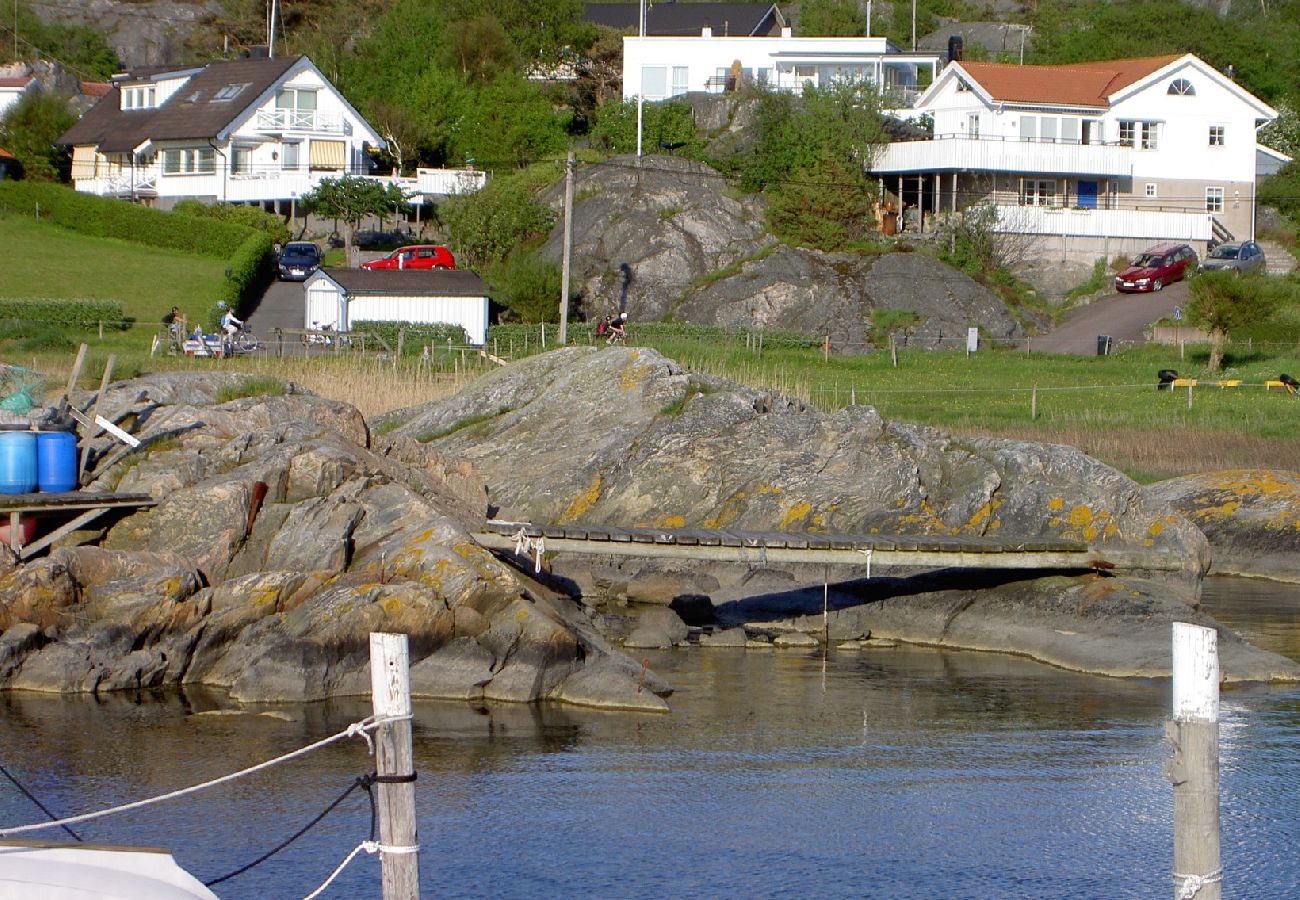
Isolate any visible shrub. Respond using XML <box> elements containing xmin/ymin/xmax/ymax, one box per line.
<box><xmin>216</xmin><ymin>377</ymin><xmax>287</xmax><ymax>403</ymax></box>
<box><xmin>0</xmin><ymin>298</ymin><xmax>127</xmax><ymax>328</ymax></box>
<box><xmin>351</xmin><ymin>320</ymin><xmax>470</xmax><ymax>354</ymax></box>
<box><xmin>485</xmin><ymin>248</ymin><xmax>567</xmax><ymax>323</ymax></box>
<box><xmin>173</xmin><ymin>199</ymin><xmax>291</xmax><ymax>246</ymax></box>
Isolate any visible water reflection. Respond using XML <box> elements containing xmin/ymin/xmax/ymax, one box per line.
<box><xmin>0</xmin><ymin>578</ymin><xmax>1296</xmax><ymax>898</ymax></box>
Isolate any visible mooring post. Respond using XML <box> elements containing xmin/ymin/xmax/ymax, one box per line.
<box><xmin>370</xmin><ymin>632</ymin><xmax>420</xmax><ymax>900</ymax></box>
<box><xmin>1165</xmin><ymin>622</ymin><xmax>1221</xmax><ymax>900</ymax></box>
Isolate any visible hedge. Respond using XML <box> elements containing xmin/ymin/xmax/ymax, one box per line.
<box><xmin>222</xmin><ymin>230</ymin><xmax>275</xmax><ymax>315</ymax></box>
<box><xmin>351</xmin><ymin>320</ymin><xmax>469</xmax><ymax>354</ymax></box>
<box><xmin>0</xmin><ymin>297</ymin><xmax>127</xmax><ymax>328</ymax></box>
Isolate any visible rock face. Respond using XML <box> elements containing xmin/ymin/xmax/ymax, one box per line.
<box><xmin>540</xmin><ymin>154</ymin><xmax>1025</xmax><ymax>346</ymax></box>
<box><xmin>31</xmin><ymin>0</ymin><xmax>219</xmax><ymax>68</ymax></box>
<box><xmin>382</xmin><ymin>346</ymin><xmax>1209</xmax><ymax>587</ymax></box>
<box><xmin>0</xmin><ymin>373</ymin><xmax>668</xmax><ymax>711</ymax></box>
<box><xmin>1146</xmin><ymin>471</ymin><xmax>1300</xmax><ymax>582</ymax></box>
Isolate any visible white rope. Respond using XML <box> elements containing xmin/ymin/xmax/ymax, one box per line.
<box><xmin>302</xmin><ymin>841</ymin><xmax>379</xmax><ymax>900</ymax></box>
<box><xmin>1174</xmin><ymin>868</ymin><xmax>1223</xmax><ymax>899</ymax></box>
<box><xmin>0</xmin><ymin>713</ymin><xmax>411</xmax><ymax>837</ymax></box>
<box><xmin>511</xmin><ymin>526</ymin><xmax>545</xmax><ymax>573</ymax></box>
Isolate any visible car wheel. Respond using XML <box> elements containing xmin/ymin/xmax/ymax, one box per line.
<box><xmin>1153</xmin><ymin>279</ymin><xmax>1164</xmax><ymax>291</ymax></box>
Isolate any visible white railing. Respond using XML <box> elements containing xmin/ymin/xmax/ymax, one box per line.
<box><xmin>994</xmin><ymin>205</ymin><xmax>1214</xmax><ymax>241</ymax></box>
<box><xmin>371</xmin><ymin>169</ymin><xmax>487</xmax><ymax>199</ymax></box>
<box><xmin>873</xmin><ymin>134</ymin><xmax>1133</xmax><ymax>176</ymax></box>
<box><xmin>75</xmin><ymin>167</ymin><xmax>485</xmax><ymax>204</ymax></box>
<box><xmin>77</xmin><ymin>173</ymin><xmax>158</xmax><ymax>196</ymax></box>
<box><xmin>254</xmin><ymin>108</ymin><xmax>345</xmax><ymax>133</ymax></box>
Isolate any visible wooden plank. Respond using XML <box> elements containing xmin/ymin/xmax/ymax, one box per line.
<box><xmin>561</xmin><ymin>526</ymin><xmax>589</xmax><ymax>540</ymax></box>
<box><xmin>18</xmin><ymin>507</ymin><xmax>113</xmax><ymax>561</ymax></box>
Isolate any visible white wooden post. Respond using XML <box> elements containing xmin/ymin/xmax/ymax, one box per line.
<box><xmin>1166</xmin><ymin>623</ymin><xmax>1221</xmax><ymax>900</ymax></box>
<box><xmin>370</xmin><ymin>632</ymin><xmax>420</xmax><ymax>899</ymax></box>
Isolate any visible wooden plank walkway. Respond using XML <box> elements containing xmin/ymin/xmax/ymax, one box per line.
<box><xmin>477</xmin><ymin>519</ymin><xmax>1168</xmax><ymax>572</ymax></box>
<box><xmin>0</xmin><ymin>492</ymin><xmax>157</xmax><ymax>560</ymax></box>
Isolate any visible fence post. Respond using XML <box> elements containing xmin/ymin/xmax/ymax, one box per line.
<box><xmin>1166</xmin><ymin>622</ymin><xmax>1221</xmax><ymax>900</ymax></box>
<box><xmin>1187</xmin><ymin>382</ymin><xmax>1194</xmax><ymax>411</ymax></box>
<box><xmin>1031</xmin><ymin>385</ymin><xmax>1037</xmax><ymax>421</ymax></box>
<box><xmin>369</xmin><ymin>632</ymin><xmax>420</xmax><ymax>900</ymax></box>
<box><xmin>890</xmin><ymin>335</ymin><xmax>898</xmax><ymax>369</ymax></box>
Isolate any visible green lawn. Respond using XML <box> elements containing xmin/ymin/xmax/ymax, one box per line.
<box><xmin>0</xmin><ymin>214</ymin><xmax>227</xmax><ymax>324</ymax></box>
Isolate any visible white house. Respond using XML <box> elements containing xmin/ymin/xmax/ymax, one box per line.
<box><xmin>304</xmin><ymin>268</ymin><xmax>492</xmax><ymax>345</ymax></box>
<box><xmin>623</xmin><ymin>30</ymin><xmax>939</xmax><ymax>102</ymax></box>
<box><xmin>0</xmin><ymin>75</ymin><xmax>37</xmax><ymax>119</ymax></box>
<box><xmin>58</xmin><ymin>55</ymin><xmax>388</xmax><ymax>213</ymax></box>
<box><xmin>871</xmin><ymin>54</ymin><xmax>1278</xmax><ymax>260</ymax></box>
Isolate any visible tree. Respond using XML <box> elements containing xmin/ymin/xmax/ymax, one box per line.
<box><xmin>440</xmin><ymin>14</ymin><xmax>517</xmax><ymax>84</ymax></box>
<box><xmin>0</xmin><ymin>90</ymin><xmax>76</xmax><ymax>182</ymax></box>
<box><xmin>800</xmin><ymin>0</ymin><xmax>865</xmax><ymax>37</ymax></box>
<box><xmin>440</xmin><ymin>169</ymin><xmax>556</xmax><ymax>270</ymax></box>
<box><xmin>1186</xmin><ymin>270</ymin><xmax>1279</xmax><ymax>371</ymax></box>
<box><xmin>1</xmin><ymin>2</ymin><xmax>119</xmax><ymax>78</ymax></box>
<box><xmin>301</xmin><ymin>175</ymin><xmax>409</xmax><ymax>266</ymax></box>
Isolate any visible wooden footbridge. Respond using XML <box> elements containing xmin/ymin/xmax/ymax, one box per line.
<box><xmin>478</xmin><ymin>520</ymin><xmax>1172</xmax><ymax>574</ymax></box>
<box><xmin>1</xmin><ymin>493</ymin><xmax>157</xmax><ymax>561</ymax></box>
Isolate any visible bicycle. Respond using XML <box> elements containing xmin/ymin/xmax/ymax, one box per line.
<box><xmin>225</xmin><ymin>323</ymin><xmax>263</xmax><ymax>355</ymax></box>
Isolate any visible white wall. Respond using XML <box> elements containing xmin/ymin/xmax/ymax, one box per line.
<box><xmin>346</xmin><ymin>295</ymin><xmax>490</xmax><ymax>345</ymax></box>
<box><xmin>304</xmin><ymin>279</ymin><xmax>346</xmax><ymax>330</ymax></box>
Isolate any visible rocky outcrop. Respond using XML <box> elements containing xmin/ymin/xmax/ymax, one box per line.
<box><xmin>381</xmin><ymin>346</ymin><xmax>1209</xmax><ymax>587</ymax></box>
<box><xmin>0</xmin><ymin>373</ymin><xmax>668</xmax><ymax>711</ymax></box>
<box><xmin>539</xmin><ymin>154</ymin><xmax>1025</xmax><ymax>346</ymax></box>
<box><xmin>1146</xmin><ymin>471</ymin><xmax>1300</xmax><ymax>582</ymax></box>
<box><xmin>30</xmin><ymin>0</ymin><xmax>219</xmax><ymax>68</ymax></box>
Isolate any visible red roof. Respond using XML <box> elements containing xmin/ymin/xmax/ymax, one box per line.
<box><xmin>958</xmin><ymin>55</ymin><xmax>1182</xmax><ymax>108</ymax></box>
<box><xmin>80</xmin><ymin>81</ymin><xmax>111</xmax><ymax>97</ymax></box>
<box><xmin>0</xmin><ymin>76</ymin><xmax>35</xmax><ymax>89</ymax></box>
<box><xmin>0</xmin><ymin>147</ymin><xmax>15</xmax><ymax>159</ymax></box>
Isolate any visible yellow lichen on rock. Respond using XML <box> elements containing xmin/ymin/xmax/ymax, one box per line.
<box><xmin>382</xmin><ymin>597</ymin><xmax>403</xmax><ymax>614</ymax></box>
<box><xmin>1048</xmin><ymin>497</ymin><xmax>1064</xmax><ymax>511</ymax></box>
<box><xmin>655</xmin><ymin>514</ymin><xmax>686</xmax><ymax>528</ymax></box>
<box><xmin>780</xmin><ymin>501</ymin><xmax>812</xmax><ymax>530</ymax></box>
<box><xmin>705</xmin><ymin>490</ymin><xmax>747</xmax><ymax>529</ymax></box>
<box><xmin>559</xmin><ymin>472</ymin><xmax>603</xmax><ymax>524</ymax></box>
<box><xmin>1067</xmin><ymin>505</ymin><xmax>1095</xmax><ymax>527</ymax></box>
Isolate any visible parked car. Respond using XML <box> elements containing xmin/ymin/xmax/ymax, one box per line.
<box><xmin>277</xmin><ymin>242</ymin><xmax>323</xmax><ymax>281</ymax></box>
<box><xmin>1200</xmin><ymin>240</ymin><xmax>1266</xmax><ymax>275</ymax></box>
<box><xmin>1114</xmin><ymin>243</ymin><xmax>1198</xmax><ymax>292</ymax></box>
<box><xmin>360</xmin><ymin>244</ymin><xmax>456</xmax><ymax>271</ymax></box>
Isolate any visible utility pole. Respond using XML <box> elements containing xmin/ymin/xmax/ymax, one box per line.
<box><xmin>636</xmin><ymin>0</ymin><xmax>646</xmax><ymax>157</ymax></box>
<box><xmin>268</xmin><ymin>0</ymin><xmax>278</xmax><ymax>58</ymax></box>
<box><xmin>559</xmin><ymin>152</ymin><xmax>574</xmax><ymax>345</ymax></box>
<box><xmin>911</xmin><ymin>0</ymin><xmax>916</xmax><ymax>50</ymax></box>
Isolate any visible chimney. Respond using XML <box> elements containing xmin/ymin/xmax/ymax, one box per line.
<box><xmin>701</xmin><ymin>23</ymin><xmax>712</xmax><ymax>37</ymax></box>
<box><xmin>948</xmin><ymin>35</ymin><xmax>964</xmax><ymax>63</ymax></box>
<box><xmin>245</xmin><ymin>44</ymin><xmax>270</xmax><ymax>59</ymax></box>
<box><xmin>781</xmin><ymin>25</ymin><xmax>792</xmax><ymax>38</ymax></box>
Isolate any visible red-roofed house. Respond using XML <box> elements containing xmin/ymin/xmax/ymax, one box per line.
<box><xmin>872</xmin><ymin>54</ymin><xmax>1278</xmax><ymax>259</ymax></box>
<box><xmin>0</xmin><ymin>146</ymin><xmax>17</xmax><ymax>180</ymax></box>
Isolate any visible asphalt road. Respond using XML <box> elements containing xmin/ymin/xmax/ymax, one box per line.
<box><xmin>1026</xmin><ymin>280</ymin><xmax>1191</xmax><ymax>355</ymax></box>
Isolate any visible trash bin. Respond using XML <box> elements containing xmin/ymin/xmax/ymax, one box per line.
<box><xmin>1097</xmin><ymin>335</ymin><xmax>1112</xmax><ymax>357</ymax></box>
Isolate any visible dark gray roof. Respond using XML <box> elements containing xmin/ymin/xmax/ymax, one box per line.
<box><xmin>584</xmin><ymin>3</ymin><xmax>785</xmax><ymax>36</ymax></box>
<box><xmin>317</xmin><ymin>268</ymin><xmax>491</xmax><ymax>296</ymax></box>
<box><xmin>59</xmin><ymin>56</ymin><xmax>299</xmax><ymax>151</ymax></box>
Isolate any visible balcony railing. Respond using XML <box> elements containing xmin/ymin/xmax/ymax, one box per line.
<box><xmin>994</xmin><ymin>205</ymin><xmax>1213</xmax><ymax>241</ymax></box>
<box><xmin>254</xmin><ymin>108</ymin><xmax>345</xmax><ymax>133</ymax></box>
<box><xmin>872</xmin><ymin>133</ymin><xmax>1133</xmax><ymax>177</ymax></box>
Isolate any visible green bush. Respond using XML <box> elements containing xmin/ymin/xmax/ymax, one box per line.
<box><xmin>173</xmin><ymin>199</ymin><xmax>291</xmax><ymax>246</ymax></box>
<box><xmin>0</xmin><ymin>298</ymin><xmax>127</xmax><ymax>328</ymax></box>
<box><xmin>485</xmin><ymin>249</ymin><xmax>567</xmax><ymax>323</ymax></box>
<box><xmin>351</xmin><ymin>320</ymin><xmax>470</xmax><ymax>354</ymax></box>
<box><xmin>221</xmin><ymin>231</ymin><xmax>276</xmax><ymax>315</ymax></box>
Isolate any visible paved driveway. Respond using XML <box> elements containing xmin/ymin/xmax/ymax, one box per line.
<box><xmin>1027</xmin><ymin>280</ymin><xmax>1191</xmax><ymax>355</ymax></box>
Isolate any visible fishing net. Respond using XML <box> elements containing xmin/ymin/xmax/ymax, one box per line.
<box><xmin>0</xmin><ymin>364</ymin><xmax>47</xmax><ymax>415</ymax></box>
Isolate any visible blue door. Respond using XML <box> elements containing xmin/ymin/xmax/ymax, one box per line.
<box><xmin>1077</xmin><ymin>180</ymin><xmax>1098</xmax><ymax>209</ymax></box>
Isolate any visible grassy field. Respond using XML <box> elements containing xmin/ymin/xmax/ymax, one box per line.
<box><xmin>5</xmin><ymin>210</ymin><xmax>1300</xmax><ymax>482</ymax></box>
<box><xmin>0</xmin><ymin>214</ymin><xmax>227</xmax><ymax>325</ymax></box>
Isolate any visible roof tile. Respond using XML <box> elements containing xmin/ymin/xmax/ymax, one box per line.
<box><xmin>959</xmin><ymin>55</ymin><xmax>1182</xmax><ymax>108</ymax></box>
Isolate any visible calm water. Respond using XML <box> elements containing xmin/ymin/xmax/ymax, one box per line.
<box><xmin>2</xmin><ymin>576</ymin><xmax>1299</xmax><ymax>899</ymax></box>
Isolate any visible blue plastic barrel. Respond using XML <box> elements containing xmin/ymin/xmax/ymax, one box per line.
<box><xmin>0</xmin><ymin>431</ymin><xmax>38</xmax><ymax>494</ymax></box>
<box><xmin>37</xmin><ymin>431</ymin><xmax>78</xmax><ymax>493</ymax></box>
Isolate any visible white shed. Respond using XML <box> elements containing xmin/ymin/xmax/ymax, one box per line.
<box><xmin>303</xmin><ymin>268</ymin><xmax>492</xmax><ymax>345</ymax></box>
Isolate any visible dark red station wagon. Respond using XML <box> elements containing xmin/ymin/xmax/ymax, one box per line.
<box><xmin>1114</xmin><ymin>243</ymin><xmax>1198</xmax><ymax>293</ymax></box>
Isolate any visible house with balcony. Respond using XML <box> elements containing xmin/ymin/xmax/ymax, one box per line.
<box><xmin>622</xmin><ymin>29</ymin><xmax>939</xmax><ymax>102</ymax></box>
<box><xmin>871</xmin><ymin>54</ymin><xmax>1278</xmax><ymax>261</ymax></box>
<box><xmin>57</xmin><ymin>55</ymin><xmax>385</xmax><ymax>213</ymax></box>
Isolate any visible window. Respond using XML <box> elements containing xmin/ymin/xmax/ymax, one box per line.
<box><xmin>1145</xmin><ymin>183</ymin><xmax>1157</xmax><ymax>198</ymax></box>
<box><xmin>756</xmin><ymin>68</ymin><xmax>771</xmax><ymax>85</ymax></box>
<box><xmin>275</xmin><ymin>87</ymin><xmax>318</xmax><ymax>128</ymax></box>
<box><xmin>641</xmin><ymin>66</ymin><xmax>667</xmax><ymax>99</ymax></box>
<box><xmin>1206</xmin><ymin>187</ymin><xmax>1224</xmax><ymax>214</ymax></box>
<box><xmin>281</xmin><ymin>141</ymin><xmax>300</xmax><ymax>170</ymax></box>
<box><xmin>1022</xmin><ymin>179</ymin><xmax>1059</xmax><ymax>207</ymax></box>
<box><xmin>231</xmin><ymin>145</ymin><xmax>255</xmax><ymax>175</ymax></box>
<box><xmin>121</xmin><ymin>85</ymin><xmax>157</xmax><ymax>110</ymax></box>
<box><xmin>1060</xmin><ymin>117</ymin><xmax>1080</xmax><ymax>144</ymax></box>
<box><xmin>161</xmin><ymin>147</ymin><xmax>216</xmax><ymax>175</ymax></box>
<box><xmin>794</xmin><ymin>65</ymin><xmax>816</xmax><ymax>78</ymax></box>
<box><xmin>1039</xmin><ymin>117</ymin><xmax>1058</xmax><ymax>143</ymax></box>
<box><xmin>956</xmin><ymin>79</ymin><xmax>970</xmax><ymax>92</ymax></box>
<box><xmin>967</xmin><ymin>112</ymin><xmax>980</xmax><ymax>139</ymax></box>
<box><xmin>1209</xmin><ymin>125</ymin><xmax>1225</xmax><ymax>147</ymax></box>
<box><xmin>671</xmin><ymin>66</ymin><xmax>689</xmax><ymax>97</ymax></box>
<box><xmin>1168</xmin><ymin>78</ymin><xmax>1195</xmax><ymax>95</ymax></box>
<box><xmin>213</xmin><ymin>83</ymin><xmax>249</xmax><ymax>102</ymax></box>
<box><xmin>1118</xmin><ymin>120</ymin><xmax>1159</xmax><ymax>149</ymax></box>
<box><xmin>1019</xmin><ymin>116</ymin><xmax>1036</xmax><ymax>141</ymax></box>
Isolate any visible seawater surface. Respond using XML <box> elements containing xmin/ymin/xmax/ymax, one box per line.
<box><xmin>1</xmin><ymin>575</ymin><xmax>1298</xmax><ymax>899</ymax></box>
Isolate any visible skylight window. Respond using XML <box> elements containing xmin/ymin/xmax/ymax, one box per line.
<box><xmin>213</xmin><ymin>83</ymin><xmax>250</xmax><ymax>102</ymax></box>
<box><xmin>1168</xmin><ymin>78</ymin><xmax>1195</xmax><ymax>95</ymax></box>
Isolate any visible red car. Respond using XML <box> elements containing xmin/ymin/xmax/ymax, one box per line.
<box><xmin>1114</xmin><ymin>243</ymin><xmax>1198</xmax><ymax>292</ymax></box>
<box><xmin>360</xmin><ymin>244</ymin><xmax>456</xmax><ymax>270</ymax></box>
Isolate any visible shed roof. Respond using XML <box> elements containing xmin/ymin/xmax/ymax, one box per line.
<box><xmin>316</xmin><ymin>268</ymin><xmax>491</xmax><ymax>296</ymax></box>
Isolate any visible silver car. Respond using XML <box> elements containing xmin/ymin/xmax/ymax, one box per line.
<box><xmin>1200</xmin><ymin>240</ymin><xmax>1266</xmax><ymax>275</ymax></box>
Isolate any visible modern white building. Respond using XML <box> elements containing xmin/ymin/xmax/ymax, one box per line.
<box><xmin>871</xmin><ymin>54</ymin><xmax>1278</xmax><ymax>259</ymax></box>
<box><xmin>0</xmin><ymin>75</ymin><xmax>36</xmax><ymax>119</ymax></box>
<box><xmin>623</xmin><ymin>30</ymin><xmax>940</xmax><ymax>103</ymax></box>
<box><xmin>304</xmin><ymin>269</ymin><xmax>492</xmax><ymax>345</ymax></box>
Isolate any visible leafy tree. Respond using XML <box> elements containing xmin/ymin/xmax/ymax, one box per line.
<box><xmin>486</xmin><ymin>248</ymin><xmax>567</xmax><ymax>322</ymax></box>
<box><xmin>455</xmin><ymin>76</ymin><xmax>570</xmax><ymax>167</ymax></box>
<box><xmin>1259</xmin><ymin>162</ymin><xmax>1300</xmax><ymax>222</ymax></box>
<box><xmin>301</xmin><ymin>174</ymin><xmax>409</xmax><ymax>266</ymax></box>
<box><xmin>1259</xmin><ymin>102</ymin><xmax>1300</xmax><ymax>161</ymax></box>
<box><xmin>588</xmin><ymin>99</ymin><xmax>704</xmax><ymax>157</ymax></box>
<box><xmin>440</xmin><ymin>168</ymin><xmax>556</xmax><ymax>269</ymax></box>
<box><xmin>445</xmin><ymin>0</ymin><xmax>595</xmax><ymax>68</ymax></box>
<box><xmin>0</xmin><ymin>90</ymin><xmax>76</xmax><ymax>181</ymax></box>
<box><xmin>764</xmin><ymin>144</ymin><xmax>873</xmax><ymax>251</ymax></box>
<box><xmin>1186</xmin><ymin>270</ymin><xmax>1279</xmax><ymax>371</ymax></box>
<box><xmin>440</xmin><ymin>15</ymin><xmax>517</xmax><ymax>84</ymax></box>
<box><xmin>800</xmin><ymin>0</ymin><xmax>865</xmax><ymax>37</ymax></box>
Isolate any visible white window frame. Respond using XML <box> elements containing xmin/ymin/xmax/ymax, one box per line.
<box><xmin>161</xmin><ymin>147</ymin><xmax>216</xmax><ymax>176</ymax></box>
<box><xmin>641</xmin><ymin>66</ymin><xmax>668</xmax><ymax>99</ymax></box>
<box><xmin>231</xmin><ymin>145</ymin><xmax>255</xmax><ymax>175</ymax></box>
<box><xmin>1145</xmin><ymin>183</ymin><xmax>1157</xmax><ymax>198</ymax></box>
<box><xmin>1208</xmin><ymin>125</ymin><xmax>1225</xmax><ymax>147</ymax></box>
<box><xmin>671</xmin><ymin>66</ymin><xmax>689</xmax><ymax>97</ymax></box>
<box><xmin>1206</xmin><ymin>187</ymin><xmax>1225</xmax><ymax>214</ymax></box>
<box><xmin>967</xmin><ymin>112</ymin><xmax>980</xmax><ymax>138</ymax></box>
<box><xmin>281</xmin><ymin>140</ymin><xmax>300</xmax><ymax>171</ymax></box>
<box><xmin>1022</xmin><ymin>178</ymin><xmax>1060</xmax><ymax>208</ymax></box>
